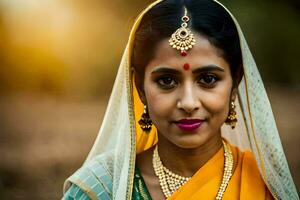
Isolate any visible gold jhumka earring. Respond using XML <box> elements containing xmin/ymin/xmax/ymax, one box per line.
<box><xmin>225</xmin><ymin>101</ymin><xmax>237</xmax><ymax>129</ymax></box>
<box><xmin>169</xmin><ymin>7</ymin><xmax>196</xmax><ymax>56</ymax></box>
<box><xmin>138</xmin><ymin>105</ymin><xmax>153</xmax><ymax>133</ymax></box>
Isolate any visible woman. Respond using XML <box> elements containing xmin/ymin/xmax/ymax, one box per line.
<box><xmin>62</xmin><ymin>0</ymin><xmax>298</xmax><ymax>199</ymax></box>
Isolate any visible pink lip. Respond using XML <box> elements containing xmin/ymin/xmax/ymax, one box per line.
<box><xmin>175</xmin><ymin>119</ymin><xmax>204</xmax><ymax>132</ymax></box>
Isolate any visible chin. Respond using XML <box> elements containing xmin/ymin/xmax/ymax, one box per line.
<box><xmin>171</xmin><ymin>134</ymin><xmax>210</xmax><ymax>149</ymax></box>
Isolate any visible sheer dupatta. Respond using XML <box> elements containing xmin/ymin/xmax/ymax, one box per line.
<box><xmin>64</xmin><ymin>1</ymin><xmax>299</xmax><ymax>199</ymax></box>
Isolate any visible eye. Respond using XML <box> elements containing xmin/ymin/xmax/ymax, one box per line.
<box><xmin>198</xmin><ymin>74</ymin><xmax>218</xmax><ymax>87</ymax></box>
<box><xmin>156</xmin><ymin>76</ymin><xmax>178</xmax><ymax>89</ymax></box>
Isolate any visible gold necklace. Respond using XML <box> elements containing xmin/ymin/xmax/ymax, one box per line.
<box><xmin>152</xmin><ymin>141</ymin><xmax>233</xmax><ymax>199</ymax></box>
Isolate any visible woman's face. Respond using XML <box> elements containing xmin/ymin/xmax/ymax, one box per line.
<box><xmin>143</xmin><ymin>33</ymin><xmax>235</xmax><ymax>149</ymax></box>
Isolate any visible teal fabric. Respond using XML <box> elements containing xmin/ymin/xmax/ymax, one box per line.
<box><xmin>63</xmin><ymin>164</ymin><xmax>153</xmax><ymax>200</ymax></box>
<box><xmin>63</xmin><ymin>184</ymin><xmax>91</xmax><ymax>200</ymax></box>
<box><xmin>63</xmin><ymin>153</ymin><xmax>114</xmax><ymax>200</ymax></box>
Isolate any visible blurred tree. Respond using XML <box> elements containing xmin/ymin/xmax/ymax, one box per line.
<box><xmin>222</xmin><ymin>0</ymin><xmax>300</xmax><ymax>86</ymax></box>
<box><xmin>0</xmin><ymin>0</ymin><xmax>299</xmax><ymax>98</ymax></box>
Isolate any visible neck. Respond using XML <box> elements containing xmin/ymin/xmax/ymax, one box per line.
<box><xmin>156</xmin><ymin>133</ymin><xmax>223</xmax><ymax>177</ymax></box>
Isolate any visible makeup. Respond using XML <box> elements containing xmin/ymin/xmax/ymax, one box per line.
<box><xmin>175</xmin><ymin>119</ymin><xmax>203</xmax><ymax>132</ymax></box>
<box><xmin>183</xmin><ymin>63</ymin><xmax>190</xmax><ymax>70</ymax></box>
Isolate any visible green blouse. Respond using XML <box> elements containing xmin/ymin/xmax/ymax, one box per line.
<box><xmin>132</xmin><ymin>167</ymin><xmax>153</xmax><ymax>200</ymax></box>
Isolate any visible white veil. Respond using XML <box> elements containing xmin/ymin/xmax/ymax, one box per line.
<box><xmin>64</xmin><ymin>1</ymin><xmax>299</xmax><ymax>199</ymax></box>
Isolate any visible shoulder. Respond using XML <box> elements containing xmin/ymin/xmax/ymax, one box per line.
<box><xmin>229</xmin><ymin>144</ymin><xmax>262</xmax><ymax>178</ymax></box>
<box><xmin>229</xmin><ymin>144</ymin><xmax>262</xmax><ymax>175</ymax></box>
<box><xmin>63</xmin><ymin>184</ymin><xmax>91</xmax><ymax>200</ymax></box>
<box><xmin>63</xmin><ymin>152</ymin><xmax>114</xmax><ymax>200</ymax></box>
<box><xmin>229</xmin><ymin>144</ymin><xmax>274</xmax><ymax>199</ymax></box>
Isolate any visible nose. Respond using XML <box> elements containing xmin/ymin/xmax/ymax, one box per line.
<box><xmin>177</xmin><ymin>83</ymin><xmax>200</xmax><ymax>114</ymax></box>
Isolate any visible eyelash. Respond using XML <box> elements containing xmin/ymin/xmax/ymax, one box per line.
<box><xmin>155</xmin><ymin>75</ymin><xmax>178</xmax><ymax>89</ymax></box>
<box><xmin>197</xmin><ymin>74</ymin><xmax>219</xmax><ymax>87</ymax></box>
<box><xmin>155</xmin><ymin>73</ymin><xmax>219</xmax><ymax>89</ymax></box>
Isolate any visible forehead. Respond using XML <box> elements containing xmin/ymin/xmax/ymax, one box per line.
<box><xmin>146</xmin><ymin>33</ymin><xmax>230</xmax><ymax>71</ymax></box>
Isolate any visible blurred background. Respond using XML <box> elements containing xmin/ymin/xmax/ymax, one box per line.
<box><xmin>0</xmin><ymin>0</ymin><xmax>299</xmax><ymax>199</ymax></box>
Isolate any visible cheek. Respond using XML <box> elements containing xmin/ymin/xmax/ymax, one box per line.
<box><xmin>202</xmin><ymin>81</ymin><xmax>232</xmax><ymax>118</ymax></box>
<box><xmin>145</xmin><ymin>90</ymin><xmax>172</xmax><ymax>118</ymax></box>
<box><xmin>143</xmin><ymin>80</ymin><xmax>175</xmax><ymax>123</ymax></box>
<box><xmin>204</xmin><ymin>95</ymin><xmax>229</xmax><ymax>117</ymax></box>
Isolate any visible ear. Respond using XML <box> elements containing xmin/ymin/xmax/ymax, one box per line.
<box><xmin>137</xmin><ymin>87</ymin><xmax>147</xmax><ymax>105</ymax></box>
<box><xmin>236</xmin><ymin>64</ymin><xmax>244</xmax><ymax>85</ymax></box>
<box><xmin>231</xmin><ymin>87</ymin><xmax>238</xmax><ymax>102</ymax></box>
<box><xmin>132</xmin><ymin>68</ymin><xmax>147</xmax><ymax>105</ymax></box>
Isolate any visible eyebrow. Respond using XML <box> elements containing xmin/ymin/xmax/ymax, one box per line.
<box><xmin>192</xmin><ymin>65</ymin><xmax>225</xmax><ymax>74</ymax></box>
<box><xmin>151</xmin><ymin>67</ymin><xmax>181</xmax><ymax>75</ymax></box>
<box><xmin>151</xmin><ymin>65</ymin><xmax>225</xmax><ymax>75</ymax></box>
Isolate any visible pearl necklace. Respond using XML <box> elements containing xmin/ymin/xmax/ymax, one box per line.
<box><xmin>153</xmin><ymin>146</ymin><xmax>191</xmax><ymax>197</ymax></box>
<box><xmin>152</xmin><ymin>141</ymin><xmax>233</xmax><ymax>199</ymax></box>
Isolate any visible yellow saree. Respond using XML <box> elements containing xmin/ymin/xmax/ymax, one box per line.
<box><xmin>135</xmin><ymin>94</ymin><xmax>273</xmax><ymax>199</ymax></box>
<box><xmin>63</xmin><ymin>0</ymin><xmax>299</xmax><ymax>199</ymax></box>
<box><xmin>134</xmin><ymin>84</ymin><xmax>273</xmax><ymax>199</ymax></box>
<box><xmin>168</xmin><ymin>143</ymin><xmax>273</xmax><ymax>199</ymax></box>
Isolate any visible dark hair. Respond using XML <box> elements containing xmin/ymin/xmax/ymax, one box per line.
<box><xmin>132</xmin><ymin>0</ymin><xmax>243</xmax><ymax>91</ymax></box>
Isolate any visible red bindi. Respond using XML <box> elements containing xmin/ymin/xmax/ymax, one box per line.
<box><xmin>183</xmin><ymin>63</ymin><xmax>190</xmax><ymax>70</ymax></box>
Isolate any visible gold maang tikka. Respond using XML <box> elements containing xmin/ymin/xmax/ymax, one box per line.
<box><xmin>169</xmin><ymin>7</ymin><xmax>196</xmax><ymax>56</ymax></box>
